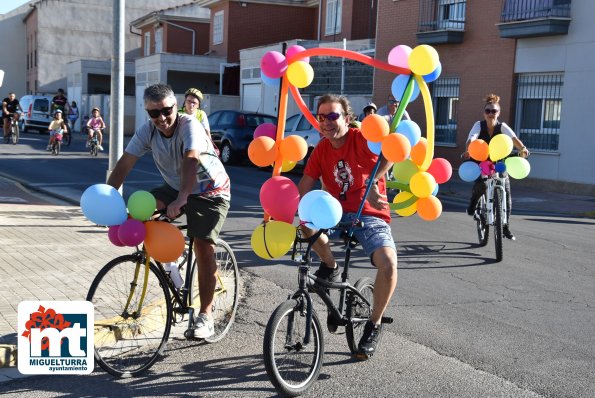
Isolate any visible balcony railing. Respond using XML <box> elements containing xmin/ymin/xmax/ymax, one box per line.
<box><xmin>417</xmin><ymin>0</ymin><xmax>466</xmax><ymax>44</ymax></box>
<box><xmin>498</xmin><ymin>0</ymin><xmax>571</xmax><ymax>38</ymax></box>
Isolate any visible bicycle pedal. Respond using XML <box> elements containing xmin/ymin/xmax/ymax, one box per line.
<box><xmin>381</xmin><ymin>316</ymin><xmax>393</xmax><ymax>324</ymax></box>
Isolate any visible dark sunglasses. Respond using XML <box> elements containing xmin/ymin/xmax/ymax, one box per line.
<box><xmin>315</xmin><ymin>112</ymin><xmax>344</xmax><ymax>122</ymax></box>
<box><xmin>388</xmin><ymin>99</ymin><xmax>399</xmax><ymax>104</ymax></box>
<box><xmin>484</xmin><ymin>108</ymin><xmax>499</xmax><ymax>114</ymax></box>
<box><xmin>146</xmin><ymin>105</ymin><xmax>175</xmax><ymax>118</ymax></box>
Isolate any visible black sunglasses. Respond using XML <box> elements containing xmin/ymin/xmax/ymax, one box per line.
<box><xmin>146</xmin><ymin>105</ymin><xmax>175</xmax><ymax>118</ymax></box>
<box><xmin>388</xmin><ymin>99</ymin><xmax>399</xmax><ymax>104</ymax></box>
<box><xmin>484</xmin><ymin>108</ymin><xmax>499</xmax><ymax>114</ymax></box>
<box><xmin>315</xmin><ymin>112</ymin><xmax>344</xmax><ymax>122</ymax></box>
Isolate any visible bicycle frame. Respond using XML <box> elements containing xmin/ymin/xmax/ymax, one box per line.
<box><xmin>483</xmin><ymin>173</ymin><xmax>508</xmax><ymax>227</ymax></box>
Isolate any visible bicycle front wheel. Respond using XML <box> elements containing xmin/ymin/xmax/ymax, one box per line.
<box><xmin>11</xmin><ymin>124</ymin><xmax>18</xmax><ymax>145</ymax></box>
<box><xmin>86</xmin><ymin>254</ymin><xmax>172</xmax><ymax>377</ymax></box>
<box><xmin>476</xmin><ymin>195</ymin><xmax>489</xmax><ymax>247</ymax></box>
<box><xmin>346</xmin><ymin>277</ymin><xmax>374</xmax><ymax>354</ymax></box>
<box><xmin>263</xmin><ymin>298</ymin><xmax>324</xmax><ymax>397</ymax></box>
<box><xmin>493</xmin><ymin>190</ymin><xmax>503</xmax><ymax>262</ymax></box>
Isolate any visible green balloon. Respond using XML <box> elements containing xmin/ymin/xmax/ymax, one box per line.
<box><xmin>505</xmin><ymin>157</ymin><xmax>531</xmax><ymax>179</ymax></box>
<box><xmin>128</xmin><ymin>191</ymin><xmax>157</xmax><ymax>221</ymax></box>
<box><xmin>393</xmin><ymin>159</ymin><xmax>419</xmax><ymax>184</ymax></box>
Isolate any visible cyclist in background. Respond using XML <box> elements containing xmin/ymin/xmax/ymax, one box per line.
<box><xmin>46</xmin><ymin>109</ymin><xmax>68</xmax><ymax>150</ymax></box>
<box><xmin>179</xmin><ymin>88</ymin><xmax>211</xmax><ymax>138</ymax></box>
<box><xmin>86</xmin><ymin>107</ymin><xmax>106</xmax><ymax>151</ymax></box>
<box><xmin>52</xmin><ymin>88</ymin><xmax>68</xmax><ymax>114</ymax></box>
<box><xmin>461</xmin><ymin>93</ymin><xmax>530</xmax><ymax>240</ymax></box>
<box><xmin>2</xmin><ymin>92</ymin><xmax>23</xmax><ymax>140</ymax></box>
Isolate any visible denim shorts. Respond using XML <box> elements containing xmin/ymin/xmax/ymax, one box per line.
<box><xmin>328</xmin><ymin>213</ymin><xmax>396</xmax><ymax>260</ymax></box>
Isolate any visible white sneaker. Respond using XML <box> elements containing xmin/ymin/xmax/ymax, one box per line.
<box><xmin>193</xmin><ymin>313</ymin><xmax>214</xmax><ymax>338</ymax></box>
<box><xmin>98</xmin><ymin>145</ymin><xmax>104</xmax><ymax>151</ymax></box>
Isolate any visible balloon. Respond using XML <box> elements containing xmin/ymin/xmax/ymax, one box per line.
<box><xmin>410</xmin><ymin>137</ymin><xmax>427</xmax><ymax>166</ymax></box>
<box><xmin>261</xmin><ymin>51</ymin><xmax>287</xmax><ymax>78</ymax></box>
<box><xmin>127</xmin><ymin>190</ymin><xmax>156</xmax><ymax>221</ymax></box>
<box><xmin>261</xmin><ymin>71</ymin><xmax>280</xmax><ymax>87</ymax></box>
<box><xmin>108</xmin><ymin>225</ymin><xmax>125</xmax><ymax>247</ymax></box>
<box><xmin>280</xmin><ymin>135</ymin><xmax>308</xmax><ymax>162</ymax></box>
<box><xmin>468</xmin><ymin>139</ymin><xmax>489</xmax><ymax>161</ymax></box>
<box><xmin>494</xmin><ymin>161</ymin><xmax>507</xmax><ymax>173</ymax></box>
<box><xmin>393</xmin><ymin>159</ymin><xmax>419</xmax><ymax>184</ymax></box>
<box><xmin>423</xmin><ymin>62</ymin><xmax>442</xmax><ymax>83</ymax></box>
<box><xmin>361</xmin><ymin>114</ymin><xmax>390</xmax><ymax>142</ymax></box>
<box><xmin>286</xmin><ymin>61</ymin><xmax>314</xmax><ymax>88</ymax></box>
<box><xmin>387</xmin><ymin>45</ymin><xmax>412</xmax><ymax>69</ymax></box>
<box><xmin>117</xmin><ymin>219</ymin><xmax>147</xmax><ymax>247</ymax></box>
<box><xmin>396</xmin><ymin>120</ymin><xmax>421</xmax><ymax>146</ymax></box>
<box><xmin>459</xmin><ymin>161</ymin><xmax>481</xmax><ymax>182</ymax></box>
<box><xmin>409</xmin><ymin>171</ymin><xmax>436</xmax><ymax>199</ymax></box>
<box><xmin>281</xmin><ymin>158</ymin><xmax>297</xmax><ymax>172</ymax></box>
<box><xmin>427</xmin><ymin>158</ymin><xmax>452</xmax><ymax>184</ymax></box>
<box><xmin>382</xmin><ymin>133</ymin><xmax>411</xmax><ymax>163</ymax></box>
<box><xmin>298</xmin><ymin>189</ymin><xmax>325</xmax><ymax>222</ymax></box>
<box><xmin>391</xmin><ymin>75</ymin><xmax>420</xmax><ymax>103</ymax></box>
<box><xmin>479</xmin><ymin>160</ymin><xmax>495</xmax><ymax>176</ymax></box>
<box><xmin>80</xmin><ymin>184</ymin><xmax>128</xmax><ymax>226</ymax></box>
<box><xmin>144</xmin><ymin>221</ymin><xmax>185</xmax><ymax>263</ymax></box>
<box><xmin>408</xmin><ymin>44</ymin><xmax>440</xmax><ymax>76</ymax></box>
<box><xmin>286</xmin><ymin>44</ymin><xmax>310</xmax><ymax>63</ymax></box>
<box><xmin>260</xmin><ymin>176</ymin><xmax>300</xmax><ymax>223</ymax></box>
<box><xmin>253</xmin><ymin>122</ymin><xmax>277</xmax><ymax>140</ymax></box>
<box><xmin>489</xmin><ymin>134</ymin><xmax>513</xmax><ymax>161</ymax></box>
<box><xmin>310</xmin><ymin>194</ymin><xmax>343</xmax><ymax>229</ymax></box>
<box><xmin>248</xmin><ymin>136</ymin><xmax>278</xmax><ymax>167</ymax></box>
<box><xmin>417</xmin><ymin>196</ymin><xmax>442</xmax><ymax>221</ymax></box>
<box><xmin>392</xmin><ymin>191</ymin><xmax>417</xmax><ymax>217</ymax></box>
<box><xmin>505</xmin><ymin>157</ymin><xmax>531</xmax><ymax>179</ymax></box>
<box><xmin>251</xmin><ymin>221</ymin><xmax>296</xmax><ymax>259</ymax></box>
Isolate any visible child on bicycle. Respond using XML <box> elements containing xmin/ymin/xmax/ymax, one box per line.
<box><xmin>86</xmin><ymin>107</ymin><xmax>106</xmax><ymax>151</ymax></box>
<box><xmin>46</xmin><ymin>109</ymin><xmax>68</xmax><ymax>150</ymax></box>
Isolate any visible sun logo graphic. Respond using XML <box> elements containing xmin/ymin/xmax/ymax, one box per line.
<box><xmin>18</xmin><ymin>301</ymin><xmax>94</xmax><ymax>374</ymax></box>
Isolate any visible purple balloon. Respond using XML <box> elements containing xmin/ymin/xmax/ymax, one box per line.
<box><xmin>254</xmin><ymin>122</ymin><xmax>277</xmax><ymax>140</ymax></box>
<box><xmin>118</xmin><ymin>219</ymin><xmax>147</xmax><ymax>247</ymax></box>
<box><xmin>286</xmin><ymin>45</ymin><xmax>310</xmax><ymax>63</ymax></box>
<box><xmin>108</xmin><ymin>225</ymin><xmax>125</xmax><ymax>247</ymax></box>
<box><xmin>261</xmin><ymin>51</ymin><xmax>287</xmax><ymax>79</ymax></box>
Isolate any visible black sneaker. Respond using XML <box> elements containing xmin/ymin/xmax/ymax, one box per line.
<box><xmin>313</xmin><ymin>263</ymin><xmax>341</xmax><ymax>284</ymax></box>
<box><xmin>356</xmin><ymin>321</ymin><xmax>382</xmax><ymax>360</ymax></box>
<box><xmin>503</xmin><ymin>225</ymin><xmax>516</xmax><ymax>240</ymax></box>
<box><xmin>466</xmin><ymin>204</ymin><xmax>475</xmax><ymax>216</ymax></box>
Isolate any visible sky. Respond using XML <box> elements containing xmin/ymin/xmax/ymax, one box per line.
<box><xmin>0</xmin><ymin>0</ymin><xmax>31</xmax><ymax>15</ymax></box>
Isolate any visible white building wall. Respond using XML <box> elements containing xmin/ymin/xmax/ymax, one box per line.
<box><xmin>0</xmin><ymin>3</ymin><xmax>30</xmax><ymax>97</ymax></box>
<box><xmin>514</xmin><ymin>1</ymin><xmax>595</xmax><ymax>185</ymax></box>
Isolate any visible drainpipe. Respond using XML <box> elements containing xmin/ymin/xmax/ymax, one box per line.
<box><xmin>157</xmin><ymin>18</ymin><xmax>196</xmax><ymax>55</ymax></box>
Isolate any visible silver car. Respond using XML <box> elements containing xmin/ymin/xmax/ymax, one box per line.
<box><xmin>284</xmin><ymin>113</ymin><xmax>321</xmax><ymax>166</ymax></box>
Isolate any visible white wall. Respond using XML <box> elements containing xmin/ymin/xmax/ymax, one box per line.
<box><xmin>0</xmin><ymin>4</ymin><xmax>29</xmax><ymax>97</ymax></box>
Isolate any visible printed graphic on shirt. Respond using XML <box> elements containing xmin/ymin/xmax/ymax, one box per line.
<box><xmin>334</xmin><ymin>159</ymin><xmax>354</xmax><ymax>201</ymax></box>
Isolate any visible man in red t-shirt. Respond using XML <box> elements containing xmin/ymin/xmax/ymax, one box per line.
<box><xmin>298</xmin><ymin>94</ymin><xmax>398</xmax><ymax>360</ymax></box>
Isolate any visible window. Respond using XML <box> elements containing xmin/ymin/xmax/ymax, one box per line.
<box><xmin>438</xmin><ymin>0</ymin><xmax>466</xmax><ymax>29</ymax></box>
<box><xmin>431</xmin><ymin>77</ymin><xmax>459</xmax><ymax>145</ymax></box>
<box><xmin>144</xmin><ymin>32</ymin><xmax>151</xmax><ymax>56</ymax></box>
<box><xmin>325</xmin><ymin>0</ymin><xmax>342</xmax><ymax>36</ymax></box>
<box><xmin>213</xmin><ymin>11</ymin><xmax>223</xmax><ymax>45</ymax></box>
<box><xmin>515</xmin><ymin>73</ymin><xmax>563</xmax><ymax>151</ymax></box>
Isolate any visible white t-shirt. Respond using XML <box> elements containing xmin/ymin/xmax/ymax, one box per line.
<box><xmin>467</xmin><ymin>121</ymin><xmax>517</xmax><ymax>142</ymax></box>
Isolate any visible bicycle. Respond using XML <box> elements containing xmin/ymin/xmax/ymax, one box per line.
<box><xmin>88</xmin><ymin>129</ymin><xmax>100</xmax><ymax>156</ymax></box>
<box><xmin>263</xmin><ymin>222</ymin><xmax>393</xmax><ymax>396</ymax></box>
<box><xmin>86</xmin><ymin>215</ymin><xmax>240</xmax><ymax>377</ymax></box>
<box><xmin>4</xmin><ymin>113</ymin><xmax>19</xmax><ymax>145</ymax></box>
<box><xmin>51</xmin><ymin>132</ymin><xmax>63</xmax><ymax>155</ymax></box>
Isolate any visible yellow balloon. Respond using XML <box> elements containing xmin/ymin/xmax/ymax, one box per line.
<box><xmin>251</xmin><ymin>221</ymin><xmax>296</xmax><ymax>259</ymax></box>
<box><xmin>281</xmin><ymin>158</ymin><xmax>297</xmax><ymax>172</ymax></box>
<box><xmin>409</xmin><ymin>171</ymin><xmax>436</xmax><ymax>199</ymax></box>
<box><xmin>408</xmin><ymin>45</ymin><xmax>440</xmax><ymax>76</ymax></box>
<box><xmin>392</xmin><ymin>191</ymin><xmax>417</xmax><ymax>217</ymax></box>
<box><xmin>488</xmin><ymin>134</ymin><xmax>513</xmax><ymax>161</ymax></box>
<box><xmin>286</xmin><ymin>61</ymin><xmax>314</xmax><ymax>88</ymax></box>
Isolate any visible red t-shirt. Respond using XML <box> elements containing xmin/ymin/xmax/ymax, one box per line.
<box><xmin>304</xmin><ymin>128</ymin><xmax>391</xmax><ymax>223</ymax></box>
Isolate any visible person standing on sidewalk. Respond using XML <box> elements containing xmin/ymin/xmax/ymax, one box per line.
<box><xmin>107</xmin><ymin>83</ymin><xmax>231</xmax><ymax>339</ymax></box>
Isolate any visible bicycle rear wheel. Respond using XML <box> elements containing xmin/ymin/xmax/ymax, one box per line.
<box><xmin>346</xmin><ymin>277</ymin><xmax>374</xmax><ymax>354</ymax></box>
<box><xmin>476</xmin><ymin>195</ymin><xmax>489</xmax><ymax>247</ymax></box>
<box><xmin>63</xmin><ymin>131</ymin><xmax>71</xmax><ymax>146</ymax></box>
<box><xmin>493</xmin><ymin>190</ymin><xmax>503</xmax><ymax>262</ymax></box>
<box><xmin>86</xmin><ymin>254</ymin><xmax>172</xmax><ymax>377</ymax></box>
<box><xmin>263</xmin><ymin>298</ymin><xmax>324</xmax><ymax>397</ymax></box>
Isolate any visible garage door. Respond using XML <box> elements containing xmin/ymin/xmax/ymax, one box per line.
<box><xmin>242</xmin><ymin>83</ymin><xmax>261</xmax><ymax>112</ymax></box>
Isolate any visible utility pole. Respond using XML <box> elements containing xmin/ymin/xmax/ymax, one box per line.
<box><xmin>108</xmin><ymin>0</ymin><xmax>125</xmax><ymax>184</ymax></box>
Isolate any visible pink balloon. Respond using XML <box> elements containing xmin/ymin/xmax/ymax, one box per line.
<box><xmin>388</xmin><ymin>45</ymin><xmax>412</xmax><ymax>69</ymax></box>
<box><xmin>286</xmin><ymin>45</ymin><xmax>310</xmax><ymax>63</ymax></box>
<box><xmin>108</xmin><ymin>225</ymin><xmax>125</xmax><ymax>247</ymax></box>
<box><xmin>118</xmin><ymin>219</ymin><xmax>147</xmax><ymax>247</ymax></box>
<box><xmin>254</xmin><ymin>123</ymin><xmax>277</xmax><ymax>140</ymax></box>
<box><xmin>479</xmin><ymin>160</ymin><xmax>495</xmax><ymax>176</ymax></box>
<box><xmin>427</xmin><ymin>158</ymin><xmax>452</xmax><ymax>184</ymax></box>
<box><xmin>259</xmin><ymin>176</ymin><xmax>299</xmax><ymax>224</ymax></box>
<box><xmin>261</xmin><ymin>51</ymin><xmax>288</xmax><ymax>79</ymax></box>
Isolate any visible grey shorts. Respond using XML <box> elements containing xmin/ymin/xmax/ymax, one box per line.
<box><xmin>328</xmin><ymin>213</ymin><xmax>396</xmax><ymax>260</ymax></box>
<box><xmin>151</xmin><ymin>184</ymin><xmax>229</xmax><ymax>243</ymax></box>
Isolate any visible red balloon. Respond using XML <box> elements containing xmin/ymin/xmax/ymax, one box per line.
<box><xmin>260</xmin><ymin>176</ymin><xmax>299</xmax><ymax>223</ymax></box>
<box><xmin>427</xmin><ymin>158</ymin><xmax>452</xmax><ymax>184</ymax></box>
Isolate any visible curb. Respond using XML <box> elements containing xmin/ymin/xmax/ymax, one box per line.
<box><xmin>0</xmin><ymin>344</ymin><xmax>17</xmax><ymax>368</ymax></box>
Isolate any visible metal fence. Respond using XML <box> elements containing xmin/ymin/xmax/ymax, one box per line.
<box><xmin>431</xmin><ymin>77</ymin><xmax>460</xmax><ymax>145</ymax></box>
<box><xmin>418</xmin><ymin>0</ymin><xmax>466</xmax><ymax>32</ymax></box>
<box><xmin>501</xmin><ymin>0</ymin><xmax>571</xmax><ymax>22</ymax></box>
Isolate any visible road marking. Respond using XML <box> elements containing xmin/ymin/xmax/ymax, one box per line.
<box><xmin>0</xmin><ymin>197</ymin><xmax>28</xmax><ymax>203</ymax></box>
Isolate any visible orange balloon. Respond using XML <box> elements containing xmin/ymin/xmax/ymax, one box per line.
<box><xmin>248</xmin><ymin>136</ymin><xmax>278</xmax><ymax>167</ymax></box>
<box><xmin>410</xmin><ymin>137</ymin><xmax>427</xmax><ymax>166</ymax></box>
<box><xmin>144</xmin><ymin>221</ymin><xmax>185</xmax><ymax>262</ymax></box>
<box><xmin>361</xmin><ymin>114</ymin><xmax>390</xmax><ymax>142</ymax></box>
<box><xmin>468</xmin><ymin>139</ymin><xmax>489</xmax><ymax>162</ymax></box>
<box><xmin>382</xmin><ymin>133</ymin><xmax>411</xmax><ymax>163</ymax></box>
<box><xmin>417</xmin><ymin>196</ymin><xmax>442</xmax><ymax>221</ymax></box>
<box><xmin>280</xmin><ymin>135</ymin><xmax>308</xmax><ymax>162</ymax></box>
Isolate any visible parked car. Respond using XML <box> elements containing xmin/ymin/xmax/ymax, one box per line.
<box><xmin>18</xmin><ymin>94</ymin><xmax>54</xmax><ymax>133</ymax></box>
<box><xmin>209</xmin><ymin>110</ymin><xmax>277</xmax><ymax>165</ymax></box>
<box><xmin>284</xmin><ymin>113</ymin><xmax>321</xmax><ymax>166</ymax></box>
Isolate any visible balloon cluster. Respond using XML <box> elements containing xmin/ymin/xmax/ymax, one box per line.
<box><xmin>459</xmin><ymin>135</ymin><xmax>531</xmax><ymax>182</ymax></box>
<box><xmin>80</xmin><ymin>184</ymin><xmax>185</xmax><ymax>262</ymax></box>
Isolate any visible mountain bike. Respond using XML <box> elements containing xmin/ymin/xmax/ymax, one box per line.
<box><xmin>4</xmin><ymin>113</ymin><xmax>19</xmax><ymax>145</ymax></box>
<box><xmin>263</xmin><ymin>222</ymin><xmax>393</xmax><ymax>396</ymax></box>
<box><xmin>86</xmin><ymin>217</ymin><xmax>240</xmax><ymax>377</ymax></box>
<box><xmin>88</xmin><ymin>129</ymin><xmax>100</xmax><ymax>156</ymax></box>
<box><xmin>473</xmin><ymin>172</ymin><xmax>508</xmax><ymax>262</ymax></box>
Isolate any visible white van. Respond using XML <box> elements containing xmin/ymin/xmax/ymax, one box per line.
<box><xmin>19</xmin><ymin>94</ymin><xmax>53</xmax><ymax>133</ymax></box>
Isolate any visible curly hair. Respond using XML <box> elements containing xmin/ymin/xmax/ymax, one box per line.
<box><xmin>316</xmin><ymin>94</ymin><xmax>353</xmax><ymax>117</ymax></box>
<box><xmin>484</xmin><ymin>93</ymin><xmax>500</xmax><ymax>106</ymax></box>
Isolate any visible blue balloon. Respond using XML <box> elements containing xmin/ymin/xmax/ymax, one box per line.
<box><xmin>367</xmin><ymin>140</ymin><xmax>382</xmax><ymax>155</ymax></box>
<box><xmin>311</xmin><ymin>193</ymin><xmax>343</xmax><ymax>229</ymax></box>
<box><xmin>261</xmin><ymin>71</ymin><xmax>280</xmax><ymax>87</ymax></box>
<box><xmin>432</xmin><ymin>184</ymin><xmax>439</xmax><ymax>196</ymax></box>
<box><xmin>298</xmin><ymin>190</ymin><xmax>326</xmax><ymax>222</ymax></box>
<box><xmin>423</xmin><ymin>62</ymin><xmax>442</xmax><ymax>83</ymax></box>
<box><xmin>494</xmin><ymin>161</ymin><xmax>506</xmax><ymax>173</ymax></box>
<box><xmin>396</xmin><ymin>120</ymin><xmax>421</xmax><ymax>146</ymax></box>
<box><xmin>458</xmin><ymin>161</ymin><xmax>481</xmax><ymax>182</ymax></box>
<box><xmin>391</xmin><ymin>74</ymin><xmax>420</xmax><ymax>103</ymax></box>
<box><xmin>80</xmin><ymin>184</ymin><xmax>128</xmax><ymax>226</ymax></box>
